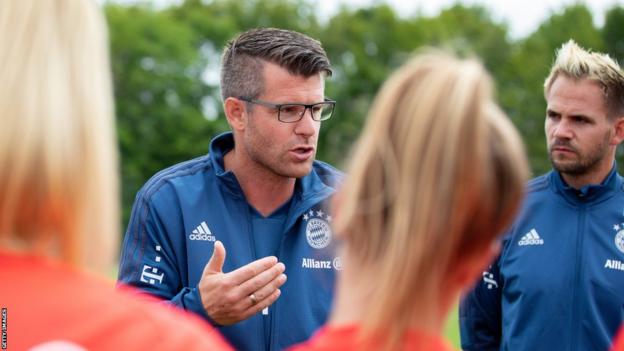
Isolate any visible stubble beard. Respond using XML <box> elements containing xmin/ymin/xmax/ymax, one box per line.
<box><xmin>548</xmin><ymin>132</ymin><xmax>611</xmax><ymax>176</ymax></box>
<box><xmin>244</xmin><ymin>123</ymin><xmax>315</xmax><ymax>180</ymax></box>
<box><xmin>248</xmin><ymin>146</ymin><xmax>313</xmax><ymax>179</ymax></box>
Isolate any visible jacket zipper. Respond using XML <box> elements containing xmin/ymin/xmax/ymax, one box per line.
<box><xmin>269</xmin><ymin>195</ymin><xmax>311</xmax><ymax>351</ymax></box>
<box><xmin>268</xmin><ymin>219</ymin><xmax>292</xmax><ymax>351</ymax></box>
<box><xmin>570</xmin><ymin>204</ymin><xmax>586</xmax><ymax>351</ymax></box>
<box><xmin>243</xmin><ymin>200</ymin><xmax>267</xmax><ymax>351</ymax></box>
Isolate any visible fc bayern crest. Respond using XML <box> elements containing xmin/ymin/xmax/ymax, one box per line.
<box><xmin>303</xmin><ymin>209</ymin><xmax>332</xmax><ymax>249</ymax></box>
<box><xmin>616</xmin><ymin>230</ymin><xmax>624</xmax><ymax>254</ymax></box>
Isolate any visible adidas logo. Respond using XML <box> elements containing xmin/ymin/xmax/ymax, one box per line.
<box><xmin>518</xmin><ymin>228</ymin><xmax>544</xmax><ymax>246</ymax></box>
<box><xmin>190</xmin><ymin>221</ymin><xmax>216</xmax><ymax>241</ymax></box>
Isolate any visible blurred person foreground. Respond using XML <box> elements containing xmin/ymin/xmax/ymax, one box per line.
<box><xmin>614</xmin><ymin>329</ymin><xmax>624</xmax><ymax>351</ymax></box>
<box><xmin>291</xmin><ymin>50</ymin><xmax>529</xmax><ymax>351</ymax></box>
<box><xmin>0</xmin><ymin>0</ymin><xmax>232</xmax><ymax>349</ymax></box>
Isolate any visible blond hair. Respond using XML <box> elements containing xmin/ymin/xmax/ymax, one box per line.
<box><xmin>0</xmin><ymin>0</ymin><xmax>118</xmax><ymax>272</ymax></box>
<box><xmin>335</xmin><ymin>51</ymin><xmax>529</xmax><ymax>349</ymax></box>
<box><xmin>544</xmin><ymin>40</ymin><xmax>624</xmax><ymax>118</ymax></box>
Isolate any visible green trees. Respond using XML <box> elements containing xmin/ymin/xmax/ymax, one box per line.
<box><xmin>106</xmin><ymin>4</ymin><xmax>222</xmax><ymax>219</ymax></box>
<box><xmin>604</xmin><ymin>6</ymin><xmax>624</xmax><ymax>67</ymax></box>
<box><xmin>105</xmin><ymin>0</ymin><xmax>624</xmax><ymax>225</ymax></box>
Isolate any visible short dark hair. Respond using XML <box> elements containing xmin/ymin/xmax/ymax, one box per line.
<box><xmin>220</xmin><ymin>27</ymin><xmax>332</xmax><ymax>101</ymax></box>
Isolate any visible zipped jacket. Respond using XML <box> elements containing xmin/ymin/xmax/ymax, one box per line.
<box><xmin>460</xmin><ymin>167</ymin><xmax>624</xmax><ymax>351</ymax></box>
<box><xmin>118</xmin><ymin>132</ymin><xmax>343</xmax><ymax>351</ymax></box>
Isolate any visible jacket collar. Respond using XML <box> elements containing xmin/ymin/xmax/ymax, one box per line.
<box><xmin>550</xmin><ymin>163</ymin><xmax>622</xmax><ymax>204</ymax></box>
<box><xmin>284</xmin><ymin>164</ymin><xmax>336</xmax><ymax>232</ymax></box>
<box><xmin>209</xmin><ymin>132</ymin><xmax>244</xmax><ymax>198</ymax></box>
<box><xmin>209</xmin><ymin>132</ymin><xmax>337</xmax><ymax>222</ymax></box>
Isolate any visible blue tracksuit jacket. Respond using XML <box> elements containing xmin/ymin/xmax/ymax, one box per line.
<box><xmin>118</xmin><ymin>132</ymin><xmax>343</xmax><ymax>351</ymax></box>
<box><xmin>460</xmin><ymin>167</ymin><xmax>624</xmax><ymax>351</ymax></box>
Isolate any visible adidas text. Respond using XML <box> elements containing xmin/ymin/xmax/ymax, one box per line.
<box><xmin>189</xmin><ymin>234</ymin><xmax>215</xmax><ymax>241</ymax></box>
<box><xmin>519</xmin><ymin>238</ymin><xmax>544</xmax><ymax>246</ymax></box>
<box><xmin>605</xmin><ymin>259</ymin><xmax>624</xmax><ymax>271</ymax></box>
<box><xmin>190</xmin><ymin>221</ymin><xmax>215</xmax><ymax>241</ymax></box>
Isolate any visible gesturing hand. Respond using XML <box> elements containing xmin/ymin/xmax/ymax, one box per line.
<box><xmin>198</xmin><ymin>241</ymin><xmax>287</xmax><ymax>326</ymax></box>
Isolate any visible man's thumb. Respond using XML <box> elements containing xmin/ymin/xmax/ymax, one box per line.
<box><xmin>204</xmin><ymin>240</ymin><xmax>226</xmax><ymax>274</ymax></box>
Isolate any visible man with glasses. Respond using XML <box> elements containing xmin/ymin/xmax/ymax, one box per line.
<box><xmin>118</xmin><ymin>28</ymin><xmax>342</xmax><ymax>351</ymax></box>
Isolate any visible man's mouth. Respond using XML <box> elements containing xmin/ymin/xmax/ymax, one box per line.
<box><xmin>552</xmin><ymin>146</ymin><xmax>575</xmax><ymax>154</ymax></box>
<box><xmin>290</xmin><ymin>146</ymin><xmax>315</xmax><ymax>161</ymax></box>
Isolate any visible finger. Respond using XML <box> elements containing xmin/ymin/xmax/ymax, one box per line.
<box><xmin>227</xmin><ymin>256</ymin><xmax>278</xmax><ymax>285</ymax></box>
<box><xmin>204</xmin><ymin>240</ymin><xmax>226</xmax><ymax>275</ymax></box>
<box><xmin>224</xmin><ymin>273</ymin><xmax>285</xmax><ymax>316</ymax></box>
<box><xmin>245</xmin><ymin>273</ymin><xmax>287</xmax><ymax>307</ymax></box>
<box><xmin>241</xmin><ymin>288</ymin><xmax>282</xmax><ymax>318</ymax></box>
<box><xmin>236</xmin><ymin>262</ymin><xmax>286</xmax><ymax>297</ymax></box>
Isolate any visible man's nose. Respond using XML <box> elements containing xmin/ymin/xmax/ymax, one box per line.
<box><xmin>294</xmin><ymin>108</ymin><xmax>317</xmax><ymax>137</ymax></box>
<box><xmin>552</xmin><ymin>119</ymin><xmax>574</xmax><ymax>139</ymax></box>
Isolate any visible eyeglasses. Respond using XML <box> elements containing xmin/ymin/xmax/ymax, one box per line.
<box><xmin>238</xmin><ymin>96</ymin><xmax>336</xmax><ymax>123</ymax></box>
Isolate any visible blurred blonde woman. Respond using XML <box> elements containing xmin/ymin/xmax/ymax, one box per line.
<box><xmin>0</xmin><ymin>1</ymin><xmax>232</xmax><ymax>349</ymax></box>
<box><xmin>291</xmin><ymin>51</ymin><xmax>529</xmax><ymax>351</ymax></box>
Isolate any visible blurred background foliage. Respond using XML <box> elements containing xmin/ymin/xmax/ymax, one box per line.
<box><xmin>104</xmin><ymin>0</ymin><xmax>624</xmax><ymax>229</ymax></box>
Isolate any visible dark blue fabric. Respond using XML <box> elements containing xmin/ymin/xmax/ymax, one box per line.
<box><xmin>250</xmin><ymin>199</ymin><xmax>290</xmax><ymax>350</ymax></box>
<box><xmin>250</xmin><ymin>199</ymin><xmax>290</xmax><ymax>259</ymax></box>
<box><xmin>460</xmin><ymin>166</ymin><xmax>624</xmax><ymax>351</ymax></box>
<box><xmin>118</xmin><ymin>132</ymin><xmax>343</xmax><ymax>351</ymax></box>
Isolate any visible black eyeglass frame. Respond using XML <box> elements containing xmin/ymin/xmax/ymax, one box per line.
<box><xmin>238</xmin><ymin>96</ymin><xmax>336</xmax><ymax>123</ymax></box>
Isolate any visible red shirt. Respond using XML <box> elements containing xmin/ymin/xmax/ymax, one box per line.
<box><xmin>613</xmin><ymin>328</ymin><xmax>624</xmax><ymax>351</ymax></box>
<box><xmin>0</xmin><ymin>252</ymin><xmax>233</xmax><ymax>350</ymax></box>
<box><xmin>289</xmin><ymin>324</ymin><xmax>455</xmax><ymax>351</ymax></box>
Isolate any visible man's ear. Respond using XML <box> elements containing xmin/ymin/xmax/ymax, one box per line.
<box><xmin>610</xmin><ymin>116</ymin><xmax>624</xmax><ymax>145</ymax></box>
<box><xmin>224</xmin><ymin>97</ymin><xmax>247</xmax><ymax>131</ymax></box>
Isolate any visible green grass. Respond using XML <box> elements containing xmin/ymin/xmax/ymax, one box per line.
<box><xmin>444</xmin><ymin>305</ymin><xmax>461</xmax><ymax>348</ymax></box>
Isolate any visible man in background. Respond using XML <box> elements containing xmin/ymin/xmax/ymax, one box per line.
<box><xmin>460</xmin><ymin>40</ymin><xmax>624</xmax><ymax>351</ymax></box>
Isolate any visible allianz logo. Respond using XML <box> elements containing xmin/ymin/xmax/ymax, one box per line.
<box><xmin>190</xmin><ymin>221</ymin><xmax>215</xmax><ymax>241</ymax></box>
<box><xmin>302</xmin><ymin>257</ymin><xmax>342</xmax><ymax>270</ymax></box>
<box><xmin>605</xmin><ymin>259</ymin><xmax>624</xmax><ymax>271</ymax></box>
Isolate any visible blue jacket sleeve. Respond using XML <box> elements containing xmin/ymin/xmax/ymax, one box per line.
<box><xmin>459</xmin><ymin>254</ymin><xmax>502</xmax><ymax>351</ymax></box>
<box><xmin>117</xmin><ymin>187</ymin><xmax>217</xmax><ymax>326</ymax></box>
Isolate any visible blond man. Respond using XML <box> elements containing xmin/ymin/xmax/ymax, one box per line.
<box><xmin>460</xmin><ymin>40</ymin><xmax>624</xmax><ymax>351</ymax></box>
